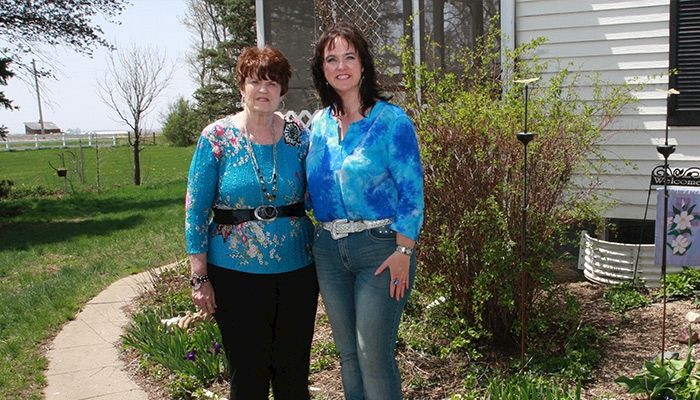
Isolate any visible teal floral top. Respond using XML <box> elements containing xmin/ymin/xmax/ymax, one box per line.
<box><xmin>185</xmin><ymin>115</ymin><xmax>313</xmax><ymax>274</ymax></box>
<box><xmin>306</xmin><ymin>100</ymin><xmax>424</xmax><ymax>241</ymax></box>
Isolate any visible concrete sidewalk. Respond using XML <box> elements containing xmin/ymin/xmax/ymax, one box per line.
<box><xmin>43</xmin><ymin>268</ymin><xmax>164</xmax><ymax>400</ymax></box>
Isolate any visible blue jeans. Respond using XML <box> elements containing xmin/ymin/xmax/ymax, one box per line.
<box><xmin>313</xmin><ymin>226</ymin><xmax>415</xmax><ymax>400</ymax></box>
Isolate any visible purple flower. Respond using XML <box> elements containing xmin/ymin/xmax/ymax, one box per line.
<box><xmin>213</xmin><ymin>342</ymin><xmax>222</xmax><ymax>355</ymax></box>
<box><xmin>183</xmin><ymin>350</ymin><xmax>197</xmax><ymax>361</ymax></box>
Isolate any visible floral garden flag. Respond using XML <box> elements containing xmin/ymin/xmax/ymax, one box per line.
<box><xmin>655</xmin><ymin>187</ymin><xmax>700</xmax><ymax>266</ymax></box>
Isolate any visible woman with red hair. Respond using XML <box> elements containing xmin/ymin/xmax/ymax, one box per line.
<box><xmin>185</xmin><ymin>46</ymin><xmax>318</xmax><ymax>400</ymax></box>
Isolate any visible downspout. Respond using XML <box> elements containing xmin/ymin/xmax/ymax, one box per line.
<box><xmin>255</xmin><ymin>0</ymin><xmax>265</xmax><ymax>47</ymax></box>
<box><xmin>413</xmin><ymin>0</ymin><xmax>422</xmax><ymax>104</ymax></box>
<box><xmin>501</xmin><ymin>0</ymin><xmax>516</xmax><ymax>89</ymax></box>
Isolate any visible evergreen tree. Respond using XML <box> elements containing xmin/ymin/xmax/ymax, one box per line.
<box><xmin>188</xmin><ymin>0</ymin><xmax>256</xmax><ymax>122</ymax></box>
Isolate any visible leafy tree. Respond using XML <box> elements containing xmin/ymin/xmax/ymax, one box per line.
<box><xmin>0</xmin><ymin>0</ymin><xmax>127</xmax><ymax>82</ymax></box>
<box><xmin>98</xmin><ymin>46</ymin><xmax>173</xmax><ymax>185</ymax></box>
<box><xmin>184</xmin><ymin>0</ymin><xmax>256</xmax><ymax>122</ymax></box>
<box><xmin>162</xmin><ymin>97</ymin><xmax>205</xmax><ymax>147</ymax></box>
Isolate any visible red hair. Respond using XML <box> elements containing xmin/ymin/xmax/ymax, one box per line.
<box><xmin>236</xmin><ymin>46</ymin><xmax>292</xmax><ymax>95</ymax></box>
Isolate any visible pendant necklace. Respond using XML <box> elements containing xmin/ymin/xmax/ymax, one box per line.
<box><xmin>244</xmin><ymin>126</ymin><xmax>278</xmax><ymax>203</ymax></box>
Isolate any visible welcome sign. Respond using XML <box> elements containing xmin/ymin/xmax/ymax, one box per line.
<box><xmin>651</xmin><ymin>166</ymin><xmax>700</xmax><ymax>187</ymax></box>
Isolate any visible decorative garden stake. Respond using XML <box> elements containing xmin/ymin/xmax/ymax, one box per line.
<box><xmin>514</xmin><ymin>77</ymin><xmax>539</xmax><ymax>368</ymax></box>
<box><xmin>657</xmin><ymin>87</ymin><xmax>679</xmax><ymax>365</ymax></box>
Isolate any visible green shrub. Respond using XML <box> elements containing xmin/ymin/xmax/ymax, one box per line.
<box><xmin>162</xmin><ymin>97</ymin><xmax>205</xmax><ymax>147</ymax></box>
<box><xmin>604</xmin><ymin>281</ymin><xmax>651</xmax><ymax>313</ymax></box>
<box><xmin>0</xmin><ymin>179</ymin><xmax>12</xmax><ymax>198</ymax></box>
<box><xmin>399</xmin><ymin>19</ymin><xmax>634</xmax><ymax>344</ymax></box>
<box><xmin>665</xmin><ymin>268</ymin><xmax>700</xmax><ymax>299</ymax></box>
<box><xmin>616</xmin><ymin>343</ymin><xmax>700</xmax><ymax>399</ymax></box>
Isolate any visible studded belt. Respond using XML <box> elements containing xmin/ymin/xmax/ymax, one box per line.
<box><xmin>321</xmin><ymin>218</ymin><xmax>393</xmax><ymax>240</ymax></box>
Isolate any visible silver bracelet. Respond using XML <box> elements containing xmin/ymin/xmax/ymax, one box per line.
<box><xmin>395</xmin><ymin>245</ymin><xmax>413</xmax><ymax>256</ymax></box>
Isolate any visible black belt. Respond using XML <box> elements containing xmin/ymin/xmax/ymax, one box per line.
<box><xmin>212</xmin><ymin>202</ymin><xmax>306</xmax><ymax>225</ymax></box>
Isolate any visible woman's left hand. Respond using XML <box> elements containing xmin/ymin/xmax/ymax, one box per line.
<box><xmin>374</xmin><ymin>251</ymin><xmax>411</xmax><ymax>301</ymax></box>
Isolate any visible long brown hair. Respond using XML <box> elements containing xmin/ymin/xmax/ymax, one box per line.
<box><xmin>310</xmin><ymin>21</ymin><xmax>389</xmax><ymax>115</ymax></box>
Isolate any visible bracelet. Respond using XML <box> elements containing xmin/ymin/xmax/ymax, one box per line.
<box><xmin>189</xmin><ymin>273</ymin><xmax>209</xmax><ymax>290</ymax></box>
<box><xmin>395</xmin><ymin>245</ymin><xmax>414</xmax><ymax>256</ymax></box>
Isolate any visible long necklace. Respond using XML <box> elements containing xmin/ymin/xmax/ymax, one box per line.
<box><xmin>244</xmin><ymin>127</ymin><xmax>278</xmax><ymax>203</ymax></box>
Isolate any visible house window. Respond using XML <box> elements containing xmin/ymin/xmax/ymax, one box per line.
<box><xmin>669</xmin><ymin>0</ymin><xmax>700</xmax><ymax>126</ymax></box>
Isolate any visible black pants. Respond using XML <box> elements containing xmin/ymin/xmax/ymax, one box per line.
<box><xmin>209</xmin><ymin>263</ymin><xmax>319</xmax><ymax>400</ymax></box>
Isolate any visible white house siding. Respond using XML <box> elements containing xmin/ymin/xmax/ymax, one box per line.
<box><xmin>513</xmin><ymin>0</ymin><xmax>698</xmax><ymax>221</ymax></box>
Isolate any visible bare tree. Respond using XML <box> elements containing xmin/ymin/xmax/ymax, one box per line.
<box><xmin>98</xmin><ymin>45</ymin><xmax>173</xmax><ymax>185</ymax></box>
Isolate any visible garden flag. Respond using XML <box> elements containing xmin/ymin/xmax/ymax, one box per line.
<box><xmin>655</xmin><ymin>187</ymin><xmax>700</xmax><ymax>266</ymax></box>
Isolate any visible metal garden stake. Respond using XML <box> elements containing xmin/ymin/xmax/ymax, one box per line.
<box><xmin>514</xmin><ymin>77</ymin><xmax>539</xmax><ymax>368</ymax></box>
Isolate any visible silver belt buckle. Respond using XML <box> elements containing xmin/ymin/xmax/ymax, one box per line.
<box><xmin>254</xmin><ymin>205</ymin><xmax>278</xmax><ymax>221</ymax></box>
<box><xmin>330</xmin><ymin>219</ymin><xmax>349</xmax><ymax>240</ymax></box>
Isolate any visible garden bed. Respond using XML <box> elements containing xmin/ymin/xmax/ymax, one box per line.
<box><xmin>120</xmin><ymin>262</ymin><xmax>700</xmax><ymax>399</ymax></box>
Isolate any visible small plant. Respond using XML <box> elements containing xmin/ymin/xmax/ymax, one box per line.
<box><xmin>169</xmin><ymin>372</ymin><xmax>204</xmax><ymax>399</ymax></box>
<box><xmin>603</xmin><ymin>281</ymin><xmax>651</xmax><ymax>313</ymax></box>
<box><xmin>616</xmin><ymin>341</ymin><xmax>700</xmax><ymax>399</ymax></box>
<box><xmin>485</xmin><ymin>373</ymin><xmax>581</xmax><ymax>399</ymax></box>
<box><xmin>310</xmin><ymin>340</ymin><xmax>338</xmax><ymax>373</ymax></box>
<box><xmin>665</xmin><ymin>268</ymin><xmax>700</xmax><ymax>299</ymax></box>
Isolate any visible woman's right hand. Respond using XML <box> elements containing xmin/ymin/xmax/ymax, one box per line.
<box><xmin>189</xmin><ymin>253</ymin><xmax>216</xmax><ymax>314</ymax></box>
<box><xmin>192</xmin><ymin>282</ymin><xmax>217</xmax><ymax>315</ymax></box>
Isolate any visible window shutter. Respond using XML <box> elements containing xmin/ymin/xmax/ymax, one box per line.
<box><xmin>669</xmin><ymin>0</ymin><xmax>700</xmax><ymax>126</ymax></box>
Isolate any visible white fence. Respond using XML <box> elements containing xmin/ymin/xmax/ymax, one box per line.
<box><xmin>2</xmin><ymin>111</ymin><xmax>316</xmax><ymax>152</ymax></box>
<box><xmin>1</xmin><ymin>132</ymin><xmax>135</xmax><ymax>151</ymax></box>
<box><xmin>578</xmin><ymin>231</ymin><xmax>696</xmax><ymax>288</ymax></box>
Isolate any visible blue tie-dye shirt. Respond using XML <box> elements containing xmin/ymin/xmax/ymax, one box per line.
<box><xmin>185</xmin><ymin>115</ymin><xmax>313</xmax><ymax>274</ymax></box>
<box><xmin>306</xmin><ymin>100</ymin><xmax>424</xmax><ymax>241</ymax></box>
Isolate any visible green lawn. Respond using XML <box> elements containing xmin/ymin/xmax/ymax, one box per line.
<box><xmin>0</xmin><ymin>144</ymin><xmax>194</xmax><ymax>399</ymax></box>
<box><xmin>1</xmin><ymin>142</ymin><xmax>188</xmax><ymax>190</ymax></box>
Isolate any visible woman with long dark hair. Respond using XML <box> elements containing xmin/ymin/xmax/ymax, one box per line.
<box><xmin>307</xmin><ymin>21</ymin><xmax>425</xmax><ymax>400</ymax></box>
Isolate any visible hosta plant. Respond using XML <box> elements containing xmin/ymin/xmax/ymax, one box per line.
<box><xmin>616</xmin><ymin>343</ymin><xmax>700</xmax><ymax>399</ymax></box>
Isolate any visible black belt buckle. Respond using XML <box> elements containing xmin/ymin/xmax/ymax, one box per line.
<box><xmin>254</xmin><ymin>205</ymin><xmax>278</xmax><ymax>221</ymax></box>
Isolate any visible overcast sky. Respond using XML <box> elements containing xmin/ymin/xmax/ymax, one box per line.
<box><xmin>1</xmin><ymin>0</ymin><xmax>197</xmax><ymax>134</ymax></box>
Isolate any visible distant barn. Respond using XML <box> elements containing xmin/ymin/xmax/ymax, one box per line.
<box><xmin>24</xmin><ymin>122</ymin><xmax>61</xmax><ymax>134</ymax></box>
